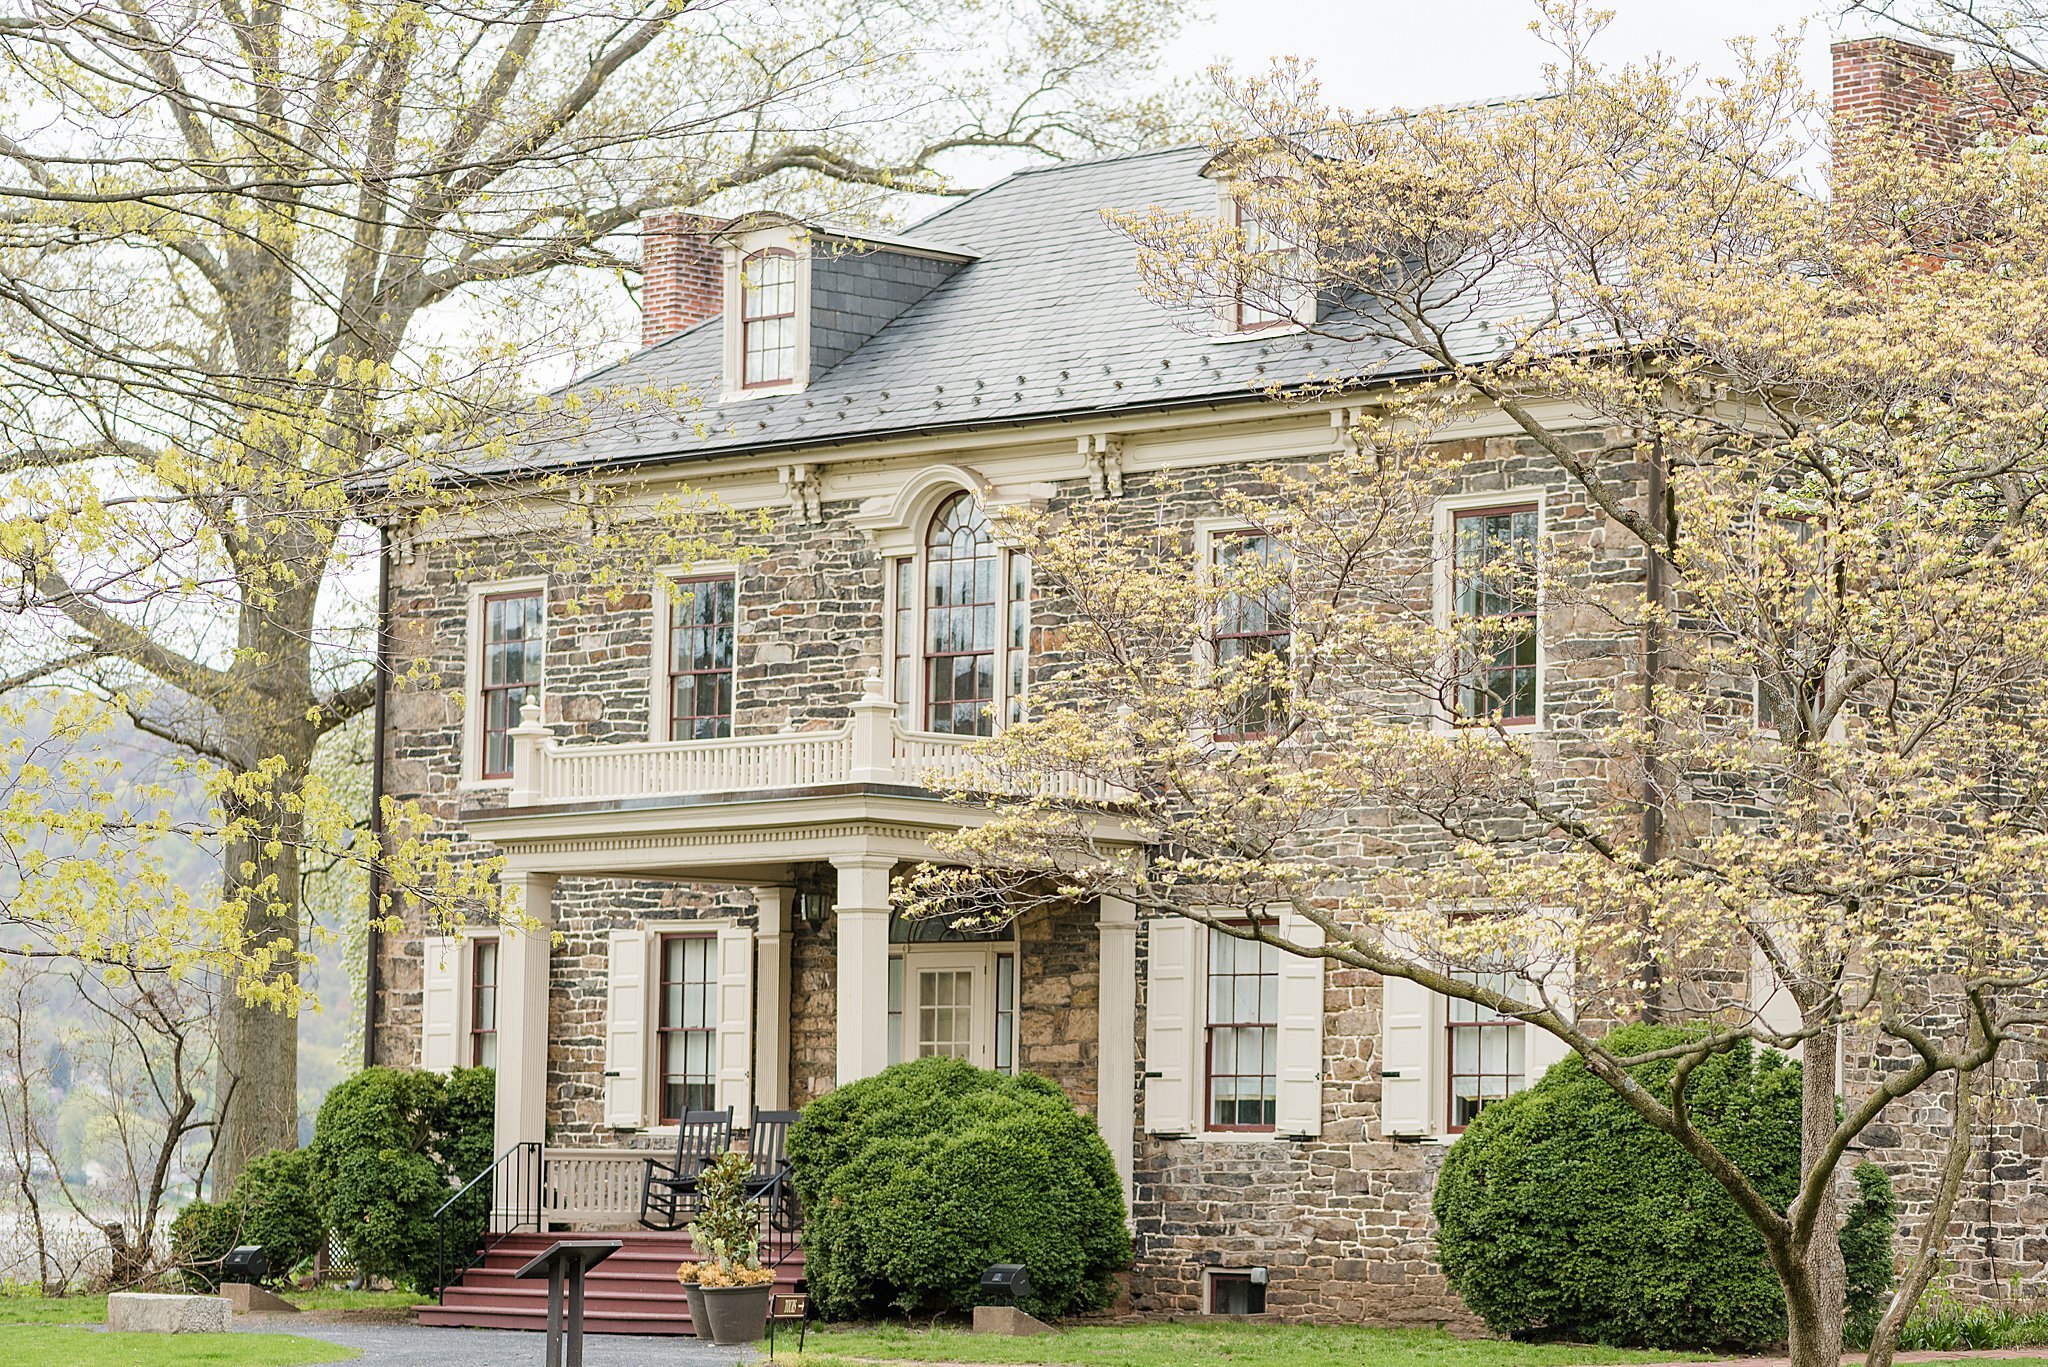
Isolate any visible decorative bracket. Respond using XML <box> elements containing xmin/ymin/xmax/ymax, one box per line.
<box><xmin>1079</xmin><ymin>433</ymin><xmax>1125</xmax><ymax>499</ymax></box>
<box><xmin>779</xmin><ymin>462</ymin><xmax>824</xmax><ymax>524</ymax></box>
<box><xmin>1330</xmin><ymin>406</ymin><xmax>1366</xmax><ymax>458</ymax></box>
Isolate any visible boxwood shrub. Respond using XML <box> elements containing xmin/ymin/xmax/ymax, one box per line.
<box><xmin>788</xmin><ymin>1057</ymin><xmax>1131</xmax><ymax>1320</ymax></box>
<box><xmin>169</xmin><ymin>1147</ymin><xmax>324</xmax><ymax>1289</ymax></box>
<box><xmin>1432</xmin><ymin>1024</ymin><xmax>1894</xmax><ymax>1352</ymax></box>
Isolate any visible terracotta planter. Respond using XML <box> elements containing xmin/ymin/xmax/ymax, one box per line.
<box><xmin>697</xmin><ymin>1281</ymin><xmax>774</xmax><ymax>1345</ymax></box>
<box><xmin>683</xmin><ymin>1282</ymin><xmax>707</xmax><ymax>1338</ymax></box>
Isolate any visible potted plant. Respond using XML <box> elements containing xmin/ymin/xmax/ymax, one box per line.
<box><xmin>675</xmin><ymin>1150</ymin><xmax>775</xmax><ymax>1345</ymax></box>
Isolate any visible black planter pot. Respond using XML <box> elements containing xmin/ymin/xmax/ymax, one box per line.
<box><xmin>683</xmin><ymin>1282</ymin><xmax>707</xmax><ymax>1338</ymax></box>
<box><xmin>697</xmin><ymin>1282</ymin><xmax>774</xmax><ymax>1345</ymax></box>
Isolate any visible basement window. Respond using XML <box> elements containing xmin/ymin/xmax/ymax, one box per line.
<box><xmin>1207</xmin><ymin>1268</ymin><xmax>1268</xmax><ymax>1315</ymax></box>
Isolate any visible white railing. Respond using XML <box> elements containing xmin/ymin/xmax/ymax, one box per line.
<box><xmin>541</xmin><ymin>1148</ymin><xmax>647</xmax><ymax>1227</ymax></box>
<box><xmin>506</xmin><ymin>673</ymin><xmax>1124</xmax><ymax>808</ymax></box>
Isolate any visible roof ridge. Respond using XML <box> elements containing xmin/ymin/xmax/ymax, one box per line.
<box><xmin>904</xmin><ymin>142</ymin><xmax>1207</xmax><ymax>235</ymax></box>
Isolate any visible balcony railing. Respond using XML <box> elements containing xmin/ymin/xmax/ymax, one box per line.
<box><xmin>506</xmin><ymin>673</ymin><xmax>1120</xmax><ymax>808</ymax></box>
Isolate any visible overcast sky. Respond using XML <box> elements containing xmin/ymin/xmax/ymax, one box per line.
<box><xmin>1164</xmin><ymin>1</ymin><xmax>1844</xmax><ymax>112</ymax></box>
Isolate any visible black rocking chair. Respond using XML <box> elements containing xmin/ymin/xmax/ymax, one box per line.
<box><xmin>744</xmin><ymin>1109</ymin><xmax>801</xmax><ymax>1230</ymax></box>
<box><xmin>638</xmin><ymin>1108</ymin><xmax>732</xmax><ymax>1231</ymax></box>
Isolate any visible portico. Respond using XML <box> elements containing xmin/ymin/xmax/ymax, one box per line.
<box><xmin>445</xmin><ymin>676</ymin><xmax>1141</xmax><ymax>1224</ymax></box>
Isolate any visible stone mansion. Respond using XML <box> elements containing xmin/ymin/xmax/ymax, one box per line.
<box><xmin>366</xmin><ymin>36</ymin><xmax>2047</xmax><ymax>1325</ymax></box>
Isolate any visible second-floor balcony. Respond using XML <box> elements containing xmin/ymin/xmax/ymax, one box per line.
<box><xmin>502</xmin><ymin>672</ymin><xmax>1120</xmax><ymax>810</ymax></box>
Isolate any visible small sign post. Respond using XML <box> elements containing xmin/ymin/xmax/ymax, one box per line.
<box><xmin>513</xmin><ymin>1239</ymin><xmax>623</xmax><ymax>1367</ymax></box>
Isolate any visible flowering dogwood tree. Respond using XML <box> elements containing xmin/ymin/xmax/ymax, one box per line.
<box><xmin>906</xmin><ymin>10</ymin><xmax>2048</xmax><ymax>1364</ymax></box>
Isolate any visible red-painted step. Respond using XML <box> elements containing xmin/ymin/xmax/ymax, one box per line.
<box><xmin>420</xmin><ymin>1231</ymin><xmax>804</xmax><ymax>1336</ymax></box>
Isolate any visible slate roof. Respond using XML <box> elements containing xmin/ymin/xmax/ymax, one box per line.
<box><xmin>499</xmin><ymin>143</ymin><xmax>1530</xmax><ymax>477</ymax></box>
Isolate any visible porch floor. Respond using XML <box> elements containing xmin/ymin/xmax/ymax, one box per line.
<box><xmin>421</xmin><ymin>1229</ymin><xmax>804</xmax><ymax>1336</ymax></box>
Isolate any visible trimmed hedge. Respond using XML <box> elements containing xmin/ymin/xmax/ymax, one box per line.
<box><xmin>168</xmin><ymin>1147</ymin><xmax>324</xmax><ymax>1289</ymax></box>
<box><xmin>788</xmin><ymin>1058</ymin><xmax>1131</xmax><ymax>1320</ymax></box>
<box><xmin>307</xmin><ymin>1064</ymin><xmax>495</xmax><ymax>1290</ymax></box>
<box><xmin>1433</xmin><ymin>1025</ymin><xmax>1895</xmax><ymax>1352</ymax></box>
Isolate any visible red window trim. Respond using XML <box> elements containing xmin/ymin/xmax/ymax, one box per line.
<box><xmin>655</xmin><ymin>931</ymin><xmax>718</xmax><ymax>1126</ymax></box>
<box><xmin>740</xmin><ymin>248</ymin><xmax>798</xmax><ymax>390</ymax></box>
<box><xmin>479</xmin><ymin>589</ymin><xmax>542</xmax><ymax>780</ymax></box>
<box><xmin>666</xmin><ymin>574</ymin><xmax>737</xmax><ymax>741</ymax></box>
<box><xmin>469</xmin><ymin>937</ymin><xmax>499</xmax><ymax>1068</ymax></box>
<box><xmin>1203</xmin><ymin>924</ymin><xmax>1279</xmax><ymax>1134</ymax></box>
<box><xmin>1450</xmin><ymin>502</ymin><xmax>1540</xmax><ymax>728</ymax></box>
<box><xmin>1211</xmin><ymin>529</ymin><xmax>1291</xmax><ymax>742</ymax></box>
<box><xmin>921</xmin><ymin>492</ymin><xmax>1002</xmax><ymax>736</ymax></box>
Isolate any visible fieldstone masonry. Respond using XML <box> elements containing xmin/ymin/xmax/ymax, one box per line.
<box><xmin>374</xmin><ymin>434</ymin><xmax>2044</xmax><ymax>1324</ymax></box>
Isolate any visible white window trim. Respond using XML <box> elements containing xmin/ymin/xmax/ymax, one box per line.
<box><xmin>1432</xmin><ymin>489</ymin><xmax>1548</xmax><ymax>735</ymax></box>
<box><xmin>883</xmin><ymin>489</ymin><xmax>1030</xmax><ymax>735</ymax></box>
<box><xmin>888</xmin><ymin>935</ymin><xmax>1019</xmax><ymax>1071</ymax></box>
<box><xmin>1192</xmin><ymin>518</ymin><xmax>1295</xmax><ymax>748</ymax></box>
<box><xmin>455</xmin><ymin>926</ymin><xmax>501</xmax><ymax>1069</ymax></box>
<box><xmin>721</xmin><ymin>226</ymin><xmax>811</xmax><ymax>401</ymax></box>
<box><xmin>648</xmin><ymin>563</ymin><xmax>741</xmax><ymax>743</ymax></box>
<box><xmin>1210</xmin><ymin>182</ymin><xmax>1318</xmax><ymax>340</ymax></box>
<box><xmin>461</xmin><ymin>575</ymin><xmax>547</xmax><ymax>791</ymax></box>
<box><xmin>638</xmin><ymin>917</ymin><xmax>738</xmax><ymax>1134</ymax></box>
<box><xmin>1189</xmin><ymin>917</ymin><xmax>1283</xmax><ymax>1144</ymax></box>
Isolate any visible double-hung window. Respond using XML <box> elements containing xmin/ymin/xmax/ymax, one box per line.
<box><xmin>469</xmin><ymin>937</ymin><xmax>499</xmax><ymax>1068</ymax></box>
<box><xmin>1446</xmin><ymin>965</ymin><xmax>1527</xmax><ymax>1131</ymax></box>
<box><xmin>657</xmin><ymin>934</ymin><xmax>717</xmax><ymax>1123</ymax></box>
<box><xmin>1204</xmin><ymin>926</ymin><xmax>1279</xmax><ymax>1131</ymax></box>
<box><xmin>890</xmin><ymin>491</ymin><xmax>1030</xmax><ymax>734</ymax></box>
<box><xmin>667</xmin><ymin>576</ymin><xmax>736</xmax><ymax>740</ymax></box>
<box><xmin>1212</xmin><ymin>530</ymin><xmax>1291</xmax><ymax>740</ymax></box>
<box><xmin>1451</xmin><ymin>505</ymin><xmax>1539</xmax><ymax>725</ymax></box>
<box><xmin>740</xmin><ymin>249</ymin><xmax>797</xmax><ymax>388</ymax></box>
<box><xmin>480</xmin><ymin>590</ymin><xmax>544</xmax><ymax>779</ymax></box>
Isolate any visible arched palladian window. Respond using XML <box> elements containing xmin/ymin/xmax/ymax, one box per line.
<box><xmin>740</xmin><ymin>248</ymin><xmax>797</xmax><ymax>387</ymax></box>
<box><xmin>889</xmin><ymin>490</ymin><xmax>1030</xmax><ymax>735</ymax></box>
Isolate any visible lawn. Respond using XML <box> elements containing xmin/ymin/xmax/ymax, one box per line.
<box><xmin>0</xmin><ymin>1287</ymin><xmax>427</xmax><ymax>1325</ymax></box>
<box><xmin>0</xmin><ymin>1326</ymin><xmax>356</xmax><ymax>1365</ymax></box>
<box><xmin>774</xmin><ymin>1323</ymin><xmax>1722</xmax><ymax>1367</ymax></box>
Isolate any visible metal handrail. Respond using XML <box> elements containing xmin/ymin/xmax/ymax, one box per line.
<box><xmin>434</xmin><ymin>1140</ymin><xmax>542</xmax><ymax>1297</ymax></box>
<box><xmin>753</xmin><ymin>1166</ymin><xmax>802</xmax><ymax>1271</ymax></box>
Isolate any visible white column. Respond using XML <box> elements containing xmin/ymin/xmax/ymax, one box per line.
<box><xmin>494</xmin><ymin>872</ymin><xmax>556</xmax><ymax>1157</ymax></box>
<box><xmin>832</xmin><ymin>853</ymin><xmax>895</xmax><ymax>1086</ymax></box>
<box><xmin>1097</xmin><ymin>895</ymin><xmax>1138</xmax><ymax>1209</ymax></box>
<box><xmin>752</xmin><ymin>886</ymin><xmax>794</xmax><ymax>1110</ymax></box>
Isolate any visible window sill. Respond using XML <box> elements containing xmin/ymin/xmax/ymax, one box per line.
<box><xmin>1209</xmin><ymin>323</ymin><xmax>1305</xmax><ymax>344</ymax></box>
<box><xmin>458</xmin><ymin>776</ymin><xmax>515</xmax><ymax>795</ymax></box>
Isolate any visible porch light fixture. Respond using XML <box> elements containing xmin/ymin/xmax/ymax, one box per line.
<box><xmin>797</xmin><ymin>888</ymin><xmax>833</xmax><ymax>932</ymax></box>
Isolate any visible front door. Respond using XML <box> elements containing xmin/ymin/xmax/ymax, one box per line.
<box><xmin>905</xmin><ymin>950</ymin><xmax>992</xmax><ymax>1068</ymax></box>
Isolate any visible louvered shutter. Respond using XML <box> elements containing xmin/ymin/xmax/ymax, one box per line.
<box><xmin>1143</xmin><ymin>919</ymin><xmax>1196</xmax><ymax>1135</ymax></box>
<box><xmin>714</xmin><ymin>924</ymin><xmax>755</xmax><ymax>1122</ymax></box>
<box><xmin>1274</xmin><ymin>911</ymin><xmax>1325</xmax><ymax>1137</ymax></box>
<box><xmin>604</xmin><ymin>929</ymin><xmax>648</xmax><ymax>1129</ymax></box>
<box><xmin>420</xmin><ymin>936</ymin><xmax>459</xmax><ymax>1074</ymax></box>
<box><xmin>1380</xmin><ymin>971</ymin><xmax>1438</xmax><ymax>1138</ymax></box>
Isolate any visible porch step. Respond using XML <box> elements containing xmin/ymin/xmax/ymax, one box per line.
<box><xmin>424</xmin><ymin>1230</ymin><xmax>803</xmax><ymax>1336</ymax></box>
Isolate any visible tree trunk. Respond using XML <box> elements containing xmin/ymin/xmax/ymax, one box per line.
<box><xmin>1867</xmin><ymin>1068</ymin><xmax>1975</xmax><ymax>1367</ymax></box>
<box><xmin>213</xmin><ymin>765</ymin><xmax>306</xmax><ymax>1188</ymax></box>
<box><xmin>1787</xmin><ymin>1018</ymin><xmax>1849</xmax><ymax>1367</ymax></box>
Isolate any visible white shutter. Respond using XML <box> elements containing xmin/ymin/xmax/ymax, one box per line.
<box><xmin>420</xmin><ymin>936</ymin><xmax>459</xmax><ymax>1074</ymax></box>
<box><xmin>715</xmin><ymin>924</ymin><xmax>755</xmax><ymax>1122</ymax></box>
<box><xmin>1143</xmin><ymin>919</ymin><xmax>1196</xmax><ymax>1135</ymax></box>
<box><xmin>604</xmin><ymin>929</ymin><xmax>648</xmax><ymax>1129</ymax></box>
<box><xmin>1274</xmin><ymin>911</ymin><xmax>1325</xmax><ymax>1137</ymax></box>
<box><xmin>1380</xmin><ymin>970</ymin><xmax>1438</xmax><ymax>1138</ymax></box>
<box><xmin>1523</xmin><ymin>947</ymin><xmax>1576</xmax><ymax>1083</ymax></box>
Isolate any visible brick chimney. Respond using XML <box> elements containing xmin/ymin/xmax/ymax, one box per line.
<box><xmin>1831</xmin><ymin>36</ymin><xmax>1964</xmax><ymax>160</ymax></box>
<box><xmin>639</xmin><ymin>212</ymin><xmax>726</xmax><ymax>348</ymax></box>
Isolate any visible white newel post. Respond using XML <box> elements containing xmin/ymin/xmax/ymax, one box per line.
<box><xmin>753</xmin><ymin>886</ymin><xmax>794</xmax><ymax>1111</ymax></box>
<box><xmin>507</xmin><ymin>698</ymin><xmax>551</xmax><ymax>806</ymax></box>
<box><xmin>832</xmin><ymin>853</ymin><xmax>894</xmax><ymax>1085</ymax></box>
<box><xmin>1097</xmin><ymin>895</ymin><xmax>1138</xmax><ymax>1210</ymax></box>
<box><xmin>848</xmin><ymin>672</ymin><xmax>895</xmax><ymax>783</ymax></box>
<box><xmin>494</xmin><ymin>872</ymin><xmax>556</xmax><ymax>1167</ymax></box>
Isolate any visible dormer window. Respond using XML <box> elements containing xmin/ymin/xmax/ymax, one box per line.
<box><xmin>1234</xmin><ymin>191</ymin><xmax>1292</xmax><ymax>333</ymax></box>
<box><xmin>741</xmin><ymin>249</ymin><xmax>798</xmax><ymax>387</ymax></box>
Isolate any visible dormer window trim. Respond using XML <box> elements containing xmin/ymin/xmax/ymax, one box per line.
<box><xmin>1209</xmin><ymin>171</ymin><xmax>1318</xmax><ymax>340</ymax></box>
<box><xmin>719</xmin><ymin>222</ymin><xmax>812</xmax><ymax>400</ymax></box>
<box><xmin>740</xmin><ymin>248</ymin><xmax>799</xmax><ymax>389</ymax></box>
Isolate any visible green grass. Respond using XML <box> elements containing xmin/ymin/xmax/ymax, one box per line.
<box><xmin>0</xmin><ymin>1286</ymin><xmax>425</xmax><ymax>1326</ymax></box>
<box><xmin>0</xmin><ymin>1327</ymin><xmax>355</xmax><ymax>1366</ymax></box>
<box><xmin>771</xmin><ymin>1323</ymin><xmax>1724</xmax><ymax>1367</ymax></box>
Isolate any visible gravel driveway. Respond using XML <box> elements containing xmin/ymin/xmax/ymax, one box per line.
<box><xmin>234</xmin><ymin>1315</ymin><xmax>762</xmax><ymax>1365</ymax></box>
